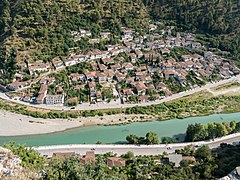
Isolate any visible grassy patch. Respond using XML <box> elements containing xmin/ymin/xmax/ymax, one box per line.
<box><xmin>212</xmin><ymin>82</ymin><xmax>240</xmax><ymax>91</ymax></box>
<box><xmin>125</xmin><ymin>94</ymin><xmax>240</xmax><ymax>120</ymax></box>
<box><xmin>1</xmin><ymin>90</ymin><xmax>240</xmax><ymax>120</ymax></box>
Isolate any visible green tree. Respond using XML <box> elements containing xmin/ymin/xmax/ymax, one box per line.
<box><xmin>145</xmin><ymin>131</ymin><xmax>160</xmax><ymax>144</ymax></box>
<box><xmin>123</xmin><ymin>151</ymin><xmax>135</xmax><ymax>159</ymax></box>
<box><xmin>229</xmin><ymin>121</ymin><xmax>237</xmax><ymax>132</ymax></box>
<box><xmin>235</xmin><ymin>122</ymin><xmax>240</xmax><ymax>132</ymax></box>
<box><xmin>195</xmin><ymin>145</ymin><xmax>211</xmax><ymax>160</ymax></box>
<box><xmin>162</xmin><ymin>137</ymin><xmax>169</xmax><ymax>144</ymax></box>
<box><xmin>207</xmin><ymin>123</ymin><xmax>217</xmax><ymax>139</ymax></box>
<box><xmin>126</xmin><ymin>134</ymin><xmax>139</xmax><ymax>144</ymax></box>
<box><xmin>215</xmin><ymin>123</ymin><xmax>228</xmax><ymax>137</ymax></box>
<box><xmin>185</xmin><ymin>123</ymin><xmax>208</xmax><ymax>142</ymax></box>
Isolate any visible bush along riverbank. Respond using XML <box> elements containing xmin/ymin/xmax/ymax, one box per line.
<box><xmin>185</xmin><ymin>121</ymin><xmax>240</xmax><ymax>142</ymax></box>
<box><xmin>125</xmin><ymin>95</ymin><xmax>240</xmax><ymax>120</ymax></box>
<box><xmin>126</xmin><ymin>121</ymin><xmax>240</xmax><ymax>145</ymax></box>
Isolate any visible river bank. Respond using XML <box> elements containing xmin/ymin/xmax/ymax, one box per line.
<box><xmin>1</xmin><ymin>93</ymin><xmax>240</xmax><ymax>136</ymax></box>
<box><xmin>1</xmin><ymin>112</ymin><xmax>240</xmax><ymax>146</ymax></box>
<box><xmin>2</xmin><ymin>81</ymin><xmax>240</xmax><ymax>137</ymax></box>
<box><xmin>0</xmin><ymin>110</ymin><xmax>155</xmax><ymax>136</ymax></box>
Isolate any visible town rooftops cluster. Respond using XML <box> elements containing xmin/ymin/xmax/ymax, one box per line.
<box><xmin>52</xmin><ymin>151</ymin><xmax>126</xmax><ymax>168</ymax></box>
<box><xmin>6</xmin><ymin>22</ymin><xmax>240</xmax><ymax>107</ymax></box>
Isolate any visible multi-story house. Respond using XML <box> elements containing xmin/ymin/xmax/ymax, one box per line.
<box><xmin>35</xmin><ymin>84</ymin><xmax>48</xmax><ymax>104</ymax></box>
<box><xmin>64</xmin><ymin>58</ymin><xmax>77</xmax><ymax>67</ymax></box>
<box><xmin>28</xmin><ymin>61</ymin><xmax>51</xmax><ymax>75</ymax></box>
<box><xmin>132</xmin><ymin>82</ymin><xmax>147</xmax><ymax>95</ymax></box>
<box><xmin>45</xmin><ymin>94</ymin><xmax>65</xmax><ymax>105</ymax></box>
<box><xmin>122</xmin><ymin>62</ymin><xmax>134</xmax><ymax>71</ymax></box>
<box><xmin>191</xmin><ymin>42</ymin><xmax>201</xmax><ymax>49</ymax></box>
<box><xmin>52</xmin><ymin>58</ymin><xmax>64</xmax><ymax>70</ymax></box>
<box><xmin>97</xmin><ymin>72</ymin><xmax>107</xmax><ymax>83</ymax></box>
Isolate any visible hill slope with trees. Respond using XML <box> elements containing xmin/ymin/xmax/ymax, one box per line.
<box><xmin>0</xmin><ymin>0</ymin><xmax>239</xmax><ymax>84</ymax></box>
<box><xmin>143</xmin><ymin>0</ymin><xmax>240</xmax><ymax>60</ymax></box>
<box><xmin>0</xmin><ymin>0</ymin><xmax>148</xmax><ymax>84</ymax></box>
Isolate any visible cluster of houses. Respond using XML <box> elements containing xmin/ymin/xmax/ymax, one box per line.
<box><xmin>64</xmin><ymin>49</ymin><xmax>238</xmax><ymax>104</ymax></box>
<box><xmin>52</xmin><ymin>151</ymin><xmax>126</xmax><ymax>168</ymax></box>
<box><xmin>0</xmin><ymin>147</ymin><xmax>22</xmax><ymax>178</ymax></box>
<box><xmin>51</xmin><ymin>150</ymin><xmax>197</xmax><ymax>169</ymax></box>
<box><xmin>10</xmin><ymin>24</ymin><xmax>199</xmax><ymax>78</ymax></box>
<box><xmin>24</xmin><ymin>83</ymin><xmax>65</xmax><ymax>105</ymax></box>
<box><xmin>6</xmin><ymin>22</ymin><xmax>240</xmax><ymax>106</ymax></box>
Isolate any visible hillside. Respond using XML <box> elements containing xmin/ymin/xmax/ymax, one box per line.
<box><xmin>143</xmin><ymin>0</ymin><xmax>240</xmax><ymax>60</ymax></box>
<box><xmin>0</xmin><ymin>0</ymin><xmax>240</xmax><ymax>85</ymax></box>
<box><xmin>0</xmin><ymin>0</ymin><xmax>148</xmax><ymax>84</ymax></box>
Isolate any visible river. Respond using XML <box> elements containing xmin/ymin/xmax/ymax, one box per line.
<box><xmin>1</xmin><ymin>112</ymin><xmax>240</xmax><ymax>146</ymax></box>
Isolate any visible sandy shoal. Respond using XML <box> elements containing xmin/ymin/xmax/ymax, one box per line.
<box><xmin>0</xmin><ymin>110</ymin><xmax>155</xmax><ymax>136</ymax></box>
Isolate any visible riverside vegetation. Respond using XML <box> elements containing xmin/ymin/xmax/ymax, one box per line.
<box><xmin>2</xmin><ymin>141</ymin><xmax>240</xmax><ymax>179</ymax></box>
<box><xmin>1</xmin><ymin>90</ymin><xmax>240</xmax><ymax>121</ymax></box>
<box><xmin>126</xmin><ymin>121</ymin><xmax>240</xmax><ymax>145</ymax></box>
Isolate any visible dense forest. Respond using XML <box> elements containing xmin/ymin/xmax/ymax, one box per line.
<box><xmin>143</xmin><ymin>0</ymin><xmax>240</xmax><ymax>60</ymax></box>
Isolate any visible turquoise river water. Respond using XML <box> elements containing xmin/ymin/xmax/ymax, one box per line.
<box><xmin>1</xmin><ymin>112</ymin><xmax>240</xmax><ymax>147</ymax></box>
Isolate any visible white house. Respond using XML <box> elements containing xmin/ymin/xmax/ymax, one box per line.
<box><xmin>79</xmin><ymin>29</ymin><xmax>92</xmax><ymax>37</ymax></box>
<box><xmin>64</xmin><ymin>58</ymin><xmax>77</xmax><ymax>67</ymax></box>
<box><xmin>100</xmin><ymin>32</ymin><xmax>111</xmax><ymax>39</ymax></box>
<box><xmin>52</xmin><ymin>59</ymin><xmax>64</xmax><ymax>70</ymax></box>
<box><xmin>72</xmin><ymin>54</ymin><xmax>87</xmax><ymax>62</ymax></box>
<box><xmin>45</xmin><ymin>94</ymin><xmax>65</xmax><ymax>105</ymax></box>
<box><xmin>89</xmin><ymin>49</ymin><xmax>102</xmax><ymax>60</ymax></box>
<box><xmin>191</xmin><ymin>42</ymin><xmax>201</xmax><ymax>49</ymax></box>
<box><xmin>204</xmin><ymin>51</ymin><xmax>216</xmax><ymax>59</ymax></box>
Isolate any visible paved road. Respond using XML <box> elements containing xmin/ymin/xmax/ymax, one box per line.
<box><xmin>34</xmin><ymin>133</ymin><xmax>240</xmax><ymax>157</ymax></box>
<box><xmin>1</xmin><ymin>75</ymin><xmax>240</xmax><ymax>111</ymax></box>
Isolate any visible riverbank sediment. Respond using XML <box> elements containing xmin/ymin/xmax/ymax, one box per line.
<box><xmin>2</xmin><ymin>112</ymin><xmax>240</xmax><ymax>146</ymax></box>
<box><xmin>0</xmin><ymin>110</ymin><xmax>155</xmax><ymax>136</ymax></box>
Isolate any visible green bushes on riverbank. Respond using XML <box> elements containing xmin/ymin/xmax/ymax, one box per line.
<box><xmin>1</xmin><ymin>93</ymin><xmax>240</xmax><ymax>121</ymax></box>
<box><xmin>185</xmin><ymin>121</ymin><xmax>240</xmax><ymax>142</ymax></box>
<box><xmin>126</xmin><ymin>132</ymin><xmax>160</xmax><ymax>145</ymax></box>
<box><xmin>126</xmin><ymin>121</ymin><xmax>240</xmax><ymax>145</ymax></box>
<box><xmin>0</xmin><ymin>99</ymin><xmax>123</xmax><ymax>119</ymax></box>
<box><xmin>125</xmin><ymin>95</ymin><xmax>240</xmax><ymax>120</ymax></box>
